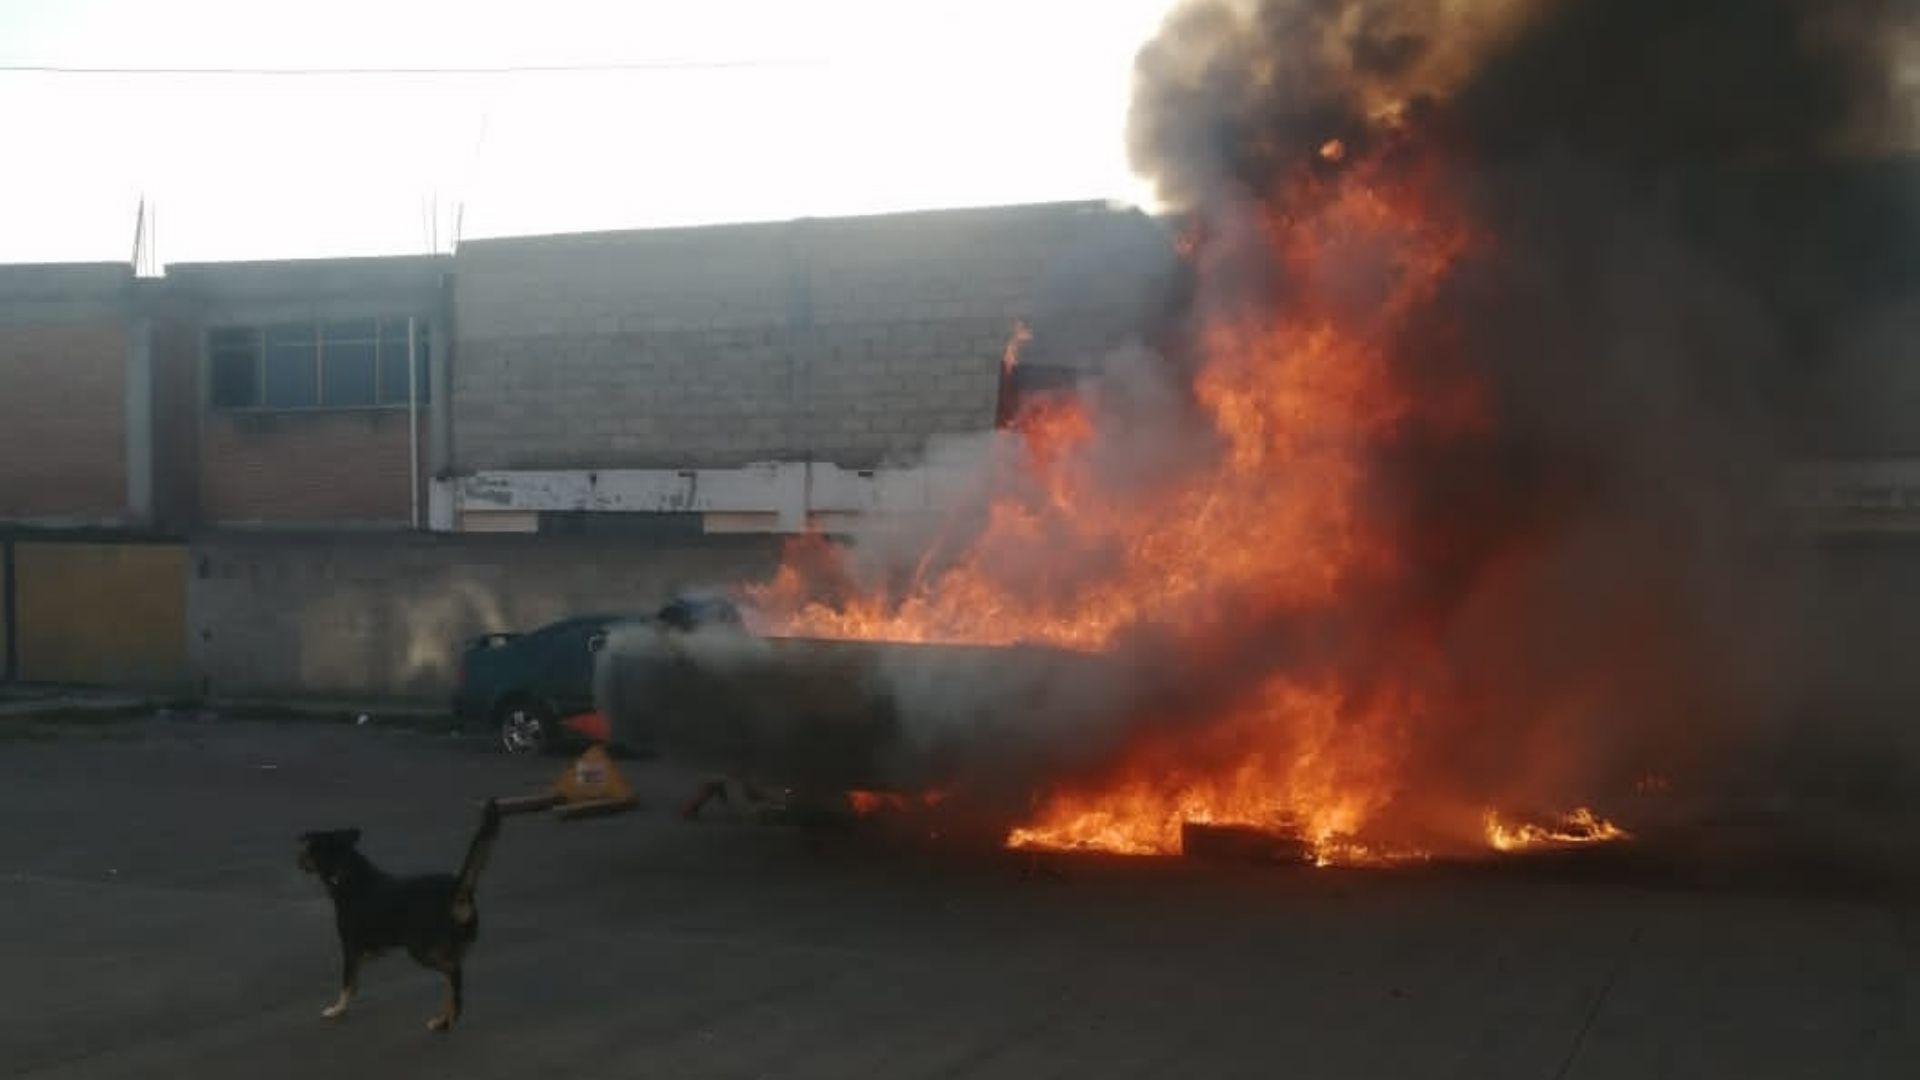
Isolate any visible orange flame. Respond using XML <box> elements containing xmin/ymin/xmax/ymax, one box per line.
<box><xmin>846</xmin><ymin>789</ymin><xmax>949</xmax><ymax>817</ymax></box>
<box><xmin>1483</xmin><ymin>807</ymin><xmax>1630</xmax><ymax>853</ymax></box>
<box><xmin>1000</xmin><ymin>319</ymin><xmax>1033</xmax><ymax>376</ymax></box>
<box><xmin>847</xmin><ymin>790</ymin><xmax>902</xmax><ymax>816</ymax></box>
<box><xmin>748</xmin><ymin>146</ymin><xmax>1629</xmax><ymax>864</ymax></box>
<box><xmin>1005</xmin><ymin>679</ymin><xmax>1414</xmax><ymax>864</ymax></box>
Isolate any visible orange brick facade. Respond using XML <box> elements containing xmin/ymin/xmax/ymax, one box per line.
<box><xmin>0</xmin><ymin>210</ymin><xmax>1164</xmax><ymax>531</ymax></box>
<box><xmin>199</xmin><ymin>409</ymin><xmax>423</xmax><ymax>526</ymax></box>
<box><xmin>0</xmin><ymin>319</ymin><xmax>127</xmax><ymax>522</ymax></box>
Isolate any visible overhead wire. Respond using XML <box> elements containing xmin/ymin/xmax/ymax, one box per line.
<box><xmin>0</xmin><ymin>59</ymin><xmax>821</xmax><ymax>76</ymax></box>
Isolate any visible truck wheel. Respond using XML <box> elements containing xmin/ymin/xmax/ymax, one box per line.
<box><xmin>497</xmin><ymin>701</ymin><xmax>553</xmax><ymax>755</ymax></box>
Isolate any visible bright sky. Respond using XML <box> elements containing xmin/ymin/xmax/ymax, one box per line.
<box><xmin>0</xmin><ymin>0</ymin><xmax>1178</xmax><ymax>265</ymax></box>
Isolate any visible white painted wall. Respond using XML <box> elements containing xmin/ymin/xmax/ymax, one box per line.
<box><xmin>449</xmin><ymin>435</ymin><xmax>998</xmax><ymax>534</ymax></box>
<box><xmin>1782</xmin><ymin>459</ymin><xmax>1920</xmax><ymax>533</ymax></box>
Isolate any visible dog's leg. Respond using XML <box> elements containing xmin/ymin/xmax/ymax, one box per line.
<box><xmin>322</xmin><ymin>948</ymin><xmax>360</xmax><ymax>1019</ymax></box>
<box><xmin>427</xmin><ymin>965</ymin><xmax>463</xmax><ymax>1032</ymax></box>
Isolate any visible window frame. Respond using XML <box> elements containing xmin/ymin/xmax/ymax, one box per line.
<box><xmin>205</xmin><ymin>317</ymin><xmax>432</xmax><ymax>413</ymax></box>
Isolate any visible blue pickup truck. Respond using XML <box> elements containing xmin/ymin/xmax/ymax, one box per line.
<box><xmin>451</xmin><ymin>594</ymin><xmax>741</xmax><ymax>754</ymax></box>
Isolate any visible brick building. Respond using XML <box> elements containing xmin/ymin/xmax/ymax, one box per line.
<box><xmin>3</xmin><ymin>190</ymin><xmax>1920</xmax><ymax>702</ymax></box>
<box><xmin>453</xmin><ymin>202</ymin><xmax>1168</xmax><ymax>470</ymax></box>
<box><xmin>0</xmin><ymin>201</ymin><xmax>1175</xmax><ymax>537</ymax></box>
<box><xmin>164</xmin><ymin>256</ymin><xmax>449</xmax><ymax>529</ymax></box>
<box><xmin>0</xmin><ymin>263</ymin><xmax>196</xmax><ymax>529</ymax></box>
<box><xmin>444</xmin><ymin>201</ymin><xmax>1175</xmax><ymax>533</ymax></box>
<box><xmin>12</xmin><ymin>191</ymin><xmax>1920</xmax><ymax>541</ymax></box>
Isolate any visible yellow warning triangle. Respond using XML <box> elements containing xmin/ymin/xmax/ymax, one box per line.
<box><xmin>552</xmin><ymin>745</ymin><xmax>634</xmax><ymax>804</ymax></box>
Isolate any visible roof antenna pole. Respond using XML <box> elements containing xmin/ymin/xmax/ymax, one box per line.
<box><xmin>130</xmin><ymin>196</ymin><xmax>146</xmax><ymax>273</ymax></box>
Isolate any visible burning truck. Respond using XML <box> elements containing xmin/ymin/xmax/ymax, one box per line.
<box><xmin>595</xmin><ymin>602</ymin><xmax>1634</xmax><ymax>864</ymax></box>
<box><xmin>595</xmin><ymin>619</ymin><xmax>1123</xmax><ymax>831</ymax></box>
<box><xmin>607</xmin><ymin>0</ymin><xmax>1920</xmax><ymax>874</ymax></box>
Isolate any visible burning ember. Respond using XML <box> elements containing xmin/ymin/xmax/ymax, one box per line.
<box><xmin>846</xmin><ymin>789</ymin><xmax>949</xmax><ymax>817</ymax></box>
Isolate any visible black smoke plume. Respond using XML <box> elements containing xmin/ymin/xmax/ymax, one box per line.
<box><xmin>1129</xmin><ymin>0</ymin><xmax>1920</xmax><ymax>854</ymax></box>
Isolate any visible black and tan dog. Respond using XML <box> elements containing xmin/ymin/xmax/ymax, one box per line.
<box><xmin>298</xmin><ymin>799</ymin><xmax>501</xmax><ymax>1031</ymax></box>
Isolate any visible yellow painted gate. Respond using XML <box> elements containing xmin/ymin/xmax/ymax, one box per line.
<box><xmin>11</xmin><ymin>540</ymin><xmax>188</xmax><ymax>688</ymax></box>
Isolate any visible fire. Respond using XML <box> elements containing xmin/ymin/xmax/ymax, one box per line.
<box><xmin>1483</xmin><ymin>807</ymin><xmax>1630</xmax><ymax>853</ymax></box>
<box><xmin>747</xmin><ymin>140</ymin><xmax>1630</xmax><ymax>863</ymax></box>
<box><xmin>845</xmin><ymin>789</ymin><xmax>949</xmax><ymax>817</ymax></box>
<box><xmin>1005</xmin><ymin>678</ymin><xmax>1413</xmax><ymax>864</ymax></box>
<box><xmin>845</xmin><ymin>790</ymin><xmax>897</xmax><ymax>816</ymax></box>
<box><xmin>753</xmin><ymin>173</ymin><xmax>1461</xmax><ymax>651</ymax></box>
<box><xmin>1000</xmin><ymin>319</ymin><xmax>1032</xmax><ymax>376</ymax></box>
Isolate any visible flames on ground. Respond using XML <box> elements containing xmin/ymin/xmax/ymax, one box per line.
<box><xmin>745</xmin><ymin>0</ymin><xmax>1914</xmax><ymax>866</ymax></box>
<box><xmin>1483</xmin><ymin>807</ymin><xmax>1630</xmax><ymax>855</ymax></box>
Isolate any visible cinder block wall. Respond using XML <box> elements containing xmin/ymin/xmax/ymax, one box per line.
<box><xmin>452</xmin><ymin>203</ymin><xmax>1175</xmax><ymax>471</ymax></box>
<box><xmin>454</xmin><ymin>222</ymin><xmax>795</xmax><ymax>468</ymax></box>
<box><xmin>187</xmin><ymin>533</ymin><xmax>780</xmax><ymax>701</ymax></box>
<box><xmin>0</xmin><ymin>265</ymin><xmax>132</xmax><ymax>523</ymax></box>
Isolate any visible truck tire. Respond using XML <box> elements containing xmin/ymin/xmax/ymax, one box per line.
<box><xmin>496</xmin><ymin>699</ymin><xmax>554</xmax><ymax>755</ymax></box>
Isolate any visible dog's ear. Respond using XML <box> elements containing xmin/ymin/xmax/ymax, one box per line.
<box><xmin>340</xmin><ymin>828</ymin><xmax>362</xmax><ymax>847</ymax></box>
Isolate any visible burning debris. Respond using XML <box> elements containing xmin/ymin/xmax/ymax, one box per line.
<box><xmin>1483</xmin><ymin>807</ymin><xmax>1630</xmax><ymax>854</ymax></box>
<box><xmin>649</xmin><ymin>0</ymin><xmax>1920</xmax><ymax>870</ymax></box>
<box><xmin>1179</xmin><ymin>822</ymin><xmax>1314</xmax><ymax>865</ymax></box>
<box><xmin>847</xmin><ymin>789</ymin><xmax>950</xmax><ymax>817</ymax></box>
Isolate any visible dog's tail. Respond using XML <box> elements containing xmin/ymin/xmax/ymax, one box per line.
<box><xmin>451</xmin><ymin>798</ymin><xmax>502</xmax><ymax>917</ymax></box>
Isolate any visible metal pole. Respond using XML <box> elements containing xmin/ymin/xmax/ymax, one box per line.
<box><xmin>408</xmin><ymin>317</ymin><xmax>421</xmax><ymax>530</ymax></box>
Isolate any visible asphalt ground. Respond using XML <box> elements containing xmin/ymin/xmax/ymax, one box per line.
<box><xmin>0</xmin><ymin>713</ymin><xmax>1913</xmax><ymax>1079</ymax></box>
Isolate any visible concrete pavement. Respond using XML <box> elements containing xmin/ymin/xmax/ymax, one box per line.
<box><xmin>0</xmin><ymin>714</ymin><xmax>1911</xmax><ymax>1078</ymax></box>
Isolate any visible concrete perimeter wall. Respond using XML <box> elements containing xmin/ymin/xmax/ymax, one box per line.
<box><xmin>185</xmin><ymin>533</ymin><xmax>780</xmax><ymax>702</ymax></box>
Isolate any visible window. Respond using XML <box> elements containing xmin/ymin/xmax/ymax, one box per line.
<box><xmin>208</xmin><ymin>318</ymin><xmax>431</xmax><ymax>410</ymax></box>
<box><xmin>321</xmin><ymin>319</ymin><xmax>377</xmax><ymax>406</ymax></box>
<box><xmin>264</xmin><ymin>324</ymin><xmax>318</xmax><ymax>407</ymax></box>
<box><xmin>377</xmin><ymin>319</ymin><xmax>432</xmax><ymax>405</ymax></box>
<box><xmin>209</xmin><ymin>328</ymin><xmax>260</xmax><ymax>408</ymax></box>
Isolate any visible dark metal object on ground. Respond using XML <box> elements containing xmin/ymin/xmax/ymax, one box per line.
<box><xmin>554</xmin><ymin>796</ymin><xmax>641</xmax><ymax>821</ymax></box>
<box><xmin>494</xmin><ymin>793</ymin><xmax>562</xmax><ymax>816</ymax></box>
<box><xmin>1180</xmin><ymin>822</ymin><xmax>1312</xmax><ymax>865</ymax></box>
